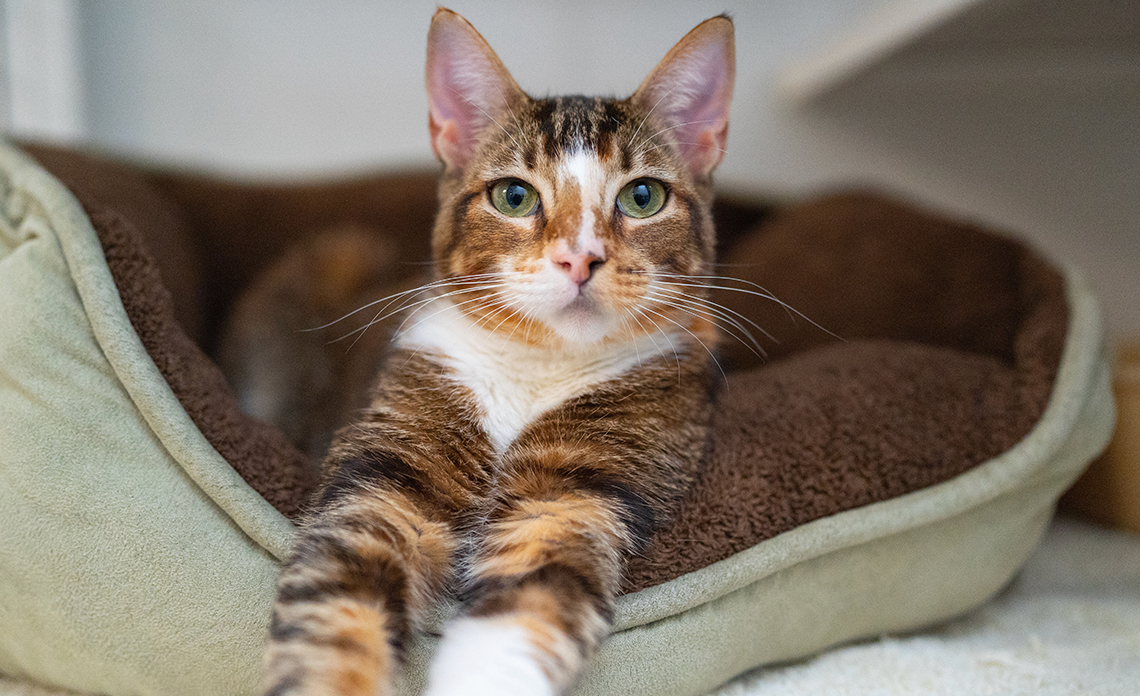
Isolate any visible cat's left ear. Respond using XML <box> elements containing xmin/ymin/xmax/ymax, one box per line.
<box><xmin>632</xmin><ymin>15</ymin><xmax>735</xmax><ymax>178</ymax></box>
<box><xmin>426</xmin><ymin>8</ymin><xmax>526</xmax><ymax>172</ymax></box>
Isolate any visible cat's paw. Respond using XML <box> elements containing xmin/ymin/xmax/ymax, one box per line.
<box><xmin>423</xmin><ymin>617</ymin><xmax>557</xmax><ymax>696</ymax></box>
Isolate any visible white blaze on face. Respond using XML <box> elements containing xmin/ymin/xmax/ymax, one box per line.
<box><xmin>560</xmin><ymin>148</ymin><xmax>606</xmax><ymax>261</ymax></box>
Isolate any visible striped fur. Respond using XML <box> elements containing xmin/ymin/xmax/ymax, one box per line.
<box><xmin>258</xmin><ymin>8</ymin><xmax>734</xmax><ymax>695</ymax></box>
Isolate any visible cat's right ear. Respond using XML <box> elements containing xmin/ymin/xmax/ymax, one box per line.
<box><xmin>426</xmin><ymin>8</ymin><xmax>524</xmax><ymax>172</ymax></box>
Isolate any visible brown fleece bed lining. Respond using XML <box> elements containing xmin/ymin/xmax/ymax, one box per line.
<box><xmin>25</xmin><ymin>144</ymin><xmax>1066</xmax><ymax>594</ymax></box>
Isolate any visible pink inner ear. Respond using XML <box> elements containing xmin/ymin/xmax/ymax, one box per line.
<box><xmin>636</xmin><ymin>21</ymin><xmax>735</xmax><ymax>177</ymax></box>
<box><xmin>426</xmin><ymin>13</ymin><xmax>521</xmax><ymax>171</ymax></box>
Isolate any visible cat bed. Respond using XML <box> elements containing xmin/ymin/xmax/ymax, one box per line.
<box><xmin>0</xmin><ymin>141</ymin><xmax>1113</xmax><ymax>696</ymax></box>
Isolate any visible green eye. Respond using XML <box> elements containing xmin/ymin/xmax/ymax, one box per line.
<box><xmin>617</xmin><ymin>179</ymin><xmax>666</xmax><ymax>218</ymax></box>
<box><xmin>490</xmin><ymin>179</ymin><xmax>539</xmax><ymax>217</ymax></box>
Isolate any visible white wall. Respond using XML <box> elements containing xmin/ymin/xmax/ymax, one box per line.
<box><xmin>0</xmin><ymin>0</ymin><xmax>85</xmax><ymax>140</ymax></box>
<box><xmin>74</xmin><ymin>0</ymin><xmax>877</xmax><ymax>183</ymax></box>
<box><xmin>5</xmin><ymin>0</ymin><xmax>1138</xmax><ymax>336</ymax></box>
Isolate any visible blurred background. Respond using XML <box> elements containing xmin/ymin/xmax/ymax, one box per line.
<box><xmin>1</xmin><ymin>0</ymin><xmax>1137</xmax><ymax>338</ymax></box>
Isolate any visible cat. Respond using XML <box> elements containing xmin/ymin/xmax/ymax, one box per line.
<box><xmin>240</xmin><ymin>8</ymin><xmax>735</xmax><ymax>695</ymax></box>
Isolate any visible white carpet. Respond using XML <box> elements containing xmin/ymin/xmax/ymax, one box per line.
<box><xmin>3</xmin><ymin>516</ymin><xmax>1139</xmax><ymax>696</ymax></box>
<box><xmin>712</xmin><ymin>516</ymin><xmax>1140</xmax><ymax>696</ymax></box>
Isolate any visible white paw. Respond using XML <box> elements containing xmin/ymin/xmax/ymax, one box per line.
<box><xmin>423</xmin><ymin>617</ymin><xmax>556</xmax><ymax>696</ymax></box>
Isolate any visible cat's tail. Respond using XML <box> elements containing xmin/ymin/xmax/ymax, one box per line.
<box><xmin>217</xmin><ymin>224</ymin><xmax>408</xmax><ymax>462</ymax></box>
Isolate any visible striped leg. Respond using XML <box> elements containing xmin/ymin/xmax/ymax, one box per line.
<box><xmin>263</xmin><ymin>487</ymin><xmax>457</xmax><ymax>696</ymax></box>
<box><xmin>424</xmin><ymin>464</ymin><xmax>643</xmax><ymax>696</ymax></box>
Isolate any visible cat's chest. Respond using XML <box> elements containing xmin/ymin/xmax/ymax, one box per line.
<box><xmin>398</xmin><ymin>302</ymin><xmax>655</xmax><ymax>453</ymax></box>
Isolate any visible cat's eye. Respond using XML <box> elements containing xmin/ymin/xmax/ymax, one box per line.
<box><xmin>490</xmin><ymin>179</ymin><xmax>540</xmax><ymax>217</ymax></box>
<box><xmin>616</xmin><ymin>179</ymin><xmax>667</xmax><ymax>219</ymax></box>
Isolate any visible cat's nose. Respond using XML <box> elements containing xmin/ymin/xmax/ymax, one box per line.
<box><xmin>550</xmin><ymin>245</ymin><xmax>605</xmax><ymax>286</ymax></box>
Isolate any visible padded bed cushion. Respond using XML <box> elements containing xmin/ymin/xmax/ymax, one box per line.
<box><xmin>0</xmin><ymin>142</ymin><xmax>1114</xmax><ymax>696</ymax></box>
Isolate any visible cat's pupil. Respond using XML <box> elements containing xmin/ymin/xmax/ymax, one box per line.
<box><xmin>631</xmin><ymin>182</ymin><xmax>652</xmax><ymax>209</ymax></box>
<box><xmin>505</xmin><ymin>182</ymin><xmax>527</xmax><ymax>209</ymax></box>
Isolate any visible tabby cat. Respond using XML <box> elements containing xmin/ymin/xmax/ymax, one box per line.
<box><xmin>246</xmin><ymin>8</ymin><xmax>734</xmax><ymax>695</ymax></box>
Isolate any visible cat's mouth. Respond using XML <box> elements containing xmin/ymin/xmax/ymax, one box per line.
<box><xmin>491</xmin><ymin>268</ymin><xmax>622</xmax><ymax>345</ymax></box>
<box><xmin>547</xmin><ymin>293</ymin><xmax>613</xmax><ymax>344</ymax></box>
<box><xmin>560</xmin><ymin>293</ymin><xmax>594</xmax><ymax>314</ymax></box>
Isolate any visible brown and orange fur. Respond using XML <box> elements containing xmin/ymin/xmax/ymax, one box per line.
<box><xmin>226</xmin><ymin>8</ymin><xmax>735</xmax><ymax>696</ymax></box>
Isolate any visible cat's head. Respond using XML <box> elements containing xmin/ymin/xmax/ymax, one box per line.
<box><xmin>425</xmin><ymin>8</ymin><xmax>734</xmax><ymax>348</ymax></box>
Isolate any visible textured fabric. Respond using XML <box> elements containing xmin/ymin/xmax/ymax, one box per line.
<box><xmin>0</xmin><ymin>140</ymin><xmax>1113</xmax><ymax>696</ymax></box>
<box><xmin>23</xmin><ymin>144</ymin><xmax>1069</xmax><ymax>593</ymax></box>
<box><xmin>0</xmin><ymin>144</ymin><xmax>283</xmax><ymax>694</ymax></box>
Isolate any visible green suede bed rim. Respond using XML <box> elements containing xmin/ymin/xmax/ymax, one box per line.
<box><xmin>2</xmin><ymin>137</ymin><xmax>1111</xmax><ymax>641</ymax></box>
<box><xmin>0</xmin><ymin>142</ymin><xmax>298</xmax><ymax>561</ymax></box>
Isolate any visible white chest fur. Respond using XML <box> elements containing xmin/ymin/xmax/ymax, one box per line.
<box><xmin>398</xmin><ymin>301</ymin><xmax>673</xmax><ymax>453</ymax></box>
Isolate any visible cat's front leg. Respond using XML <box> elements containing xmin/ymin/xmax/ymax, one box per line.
<box><xmin>424</xmin><ymin>454</ymin><xmax>655</xmax><ymax>696</ymax></box>
<box><xmin>262</xmin><ymin>477</ymin><xmax>458</xmax><ymax>696</ymax></box>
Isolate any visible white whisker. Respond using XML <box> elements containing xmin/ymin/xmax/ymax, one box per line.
<box><xmin>394</xmin><ymin>292</ymin><xmax>506</xmax><ymax>368</ymax></box>
<box><xmin>645</xmin><ymin>291</ymin><xmax>765</xmax><ymax>359</ymax></box>
<box><xmin>630</xmin><ymin>306</ymin><xmax>682</xmax><ymax>383</ymax></box>
<box><xmin>473</xmin><ymin>293</ymin><xmax>527</xmax><ymax>340</ymax></box>
<box><xmin>648</xmin><ymin>286</ymin><xmax>776</xmax><ymax>346</ymax></box>
<box><xmin>617</xmin><ymin>313</ymin><xmax>644</xmax><ymax>369</ymax></box>
<box><xmin>302</xmin><ymin>274</ymin><xmax>492</xmax><ymax>332</ymax></box>
<box><xmin>644</xmin><ymin>272</ymin><xmax>842</xmax><ymax>341</ymax></box>
<box><xmin>305</xmin><ymin>272</ymin><xmax>520</xmax><ymax>332</ymax></box>
<box><xmin>639</xmin><ymin>305</ymin><xmax>727</xmax><ymax>384</ymax></box>
<box><xmin>331</xmin><ymin>281</ymin><xmax>513</xmax><ymax>350</ymax></box>
<box><xmin>337</xmin><ymin>283</ymin><xmax>508</xmax><ymax>341</ymax></box>
<box><xmin>499</xmin><ymin>303</ymin><xmax>537</xmax><ymax>346</ymax></box>
<box><xmin>397</xmin><ymin>291</ymin><xmax>501</xmax><ymax>340</ymax></box>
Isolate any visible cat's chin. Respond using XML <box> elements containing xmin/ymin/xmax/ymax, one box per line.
<box><xmin>547</xmin><ymin>301</ymin><xmax>614</xmax><ymax>346</ymax></box>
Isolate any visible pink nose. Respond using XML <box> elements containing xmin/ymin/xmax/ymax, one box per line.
<box><xmin>550</xmin><ymin>246</ymin><xmax>605</xmax><ymax>286</ymax></box>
